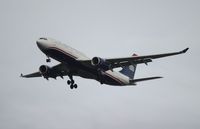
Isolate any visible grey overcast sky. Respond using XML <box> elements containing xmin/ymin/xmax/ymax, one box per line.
<box><xmin>0</xmin><ymin>0</ymin><xmax>200</xmax><ymax>129</ymax></box>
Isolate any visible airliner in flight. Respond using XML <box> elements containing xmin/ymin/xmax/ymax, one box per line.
<box><xmin>21</xmin><ymin>37</ymin><xmax>189</xmax><ymax>89</ymax></box>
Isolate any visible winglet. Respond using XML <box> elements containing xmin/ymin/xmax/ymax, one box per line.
<box><xmin>181</xmin><ymin>48</ymin><xmax>189</xmax><ymax>53</ymax></box>
<box><xmin>20</xmin><ymin>73</ymin><xmax>24</xmax><ymax>77</ymax></box>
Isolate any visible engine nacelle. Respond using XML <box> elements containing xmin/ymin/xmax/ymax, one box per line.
<box><xmin>91</xmin><ymin>57</ymin><xmax>110</xmax><ymax>70</ymax></box>
<box><xmin>91</xmin><ymin>57</ymin><xmax>105</xmax><ymax>66</ymax></box>
<box><xmin>39</xmin><ymin>65</ymin><xmax>51</xmax><ymax>78</ymax></box>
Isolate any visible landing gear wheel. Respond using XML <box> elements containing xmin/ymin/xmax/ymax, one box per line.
<box><xmin>70</xmin><ymin>85</ymin><xmax>73</xmax><ymax>89</ymax></box>
<box><xmin>46</xmin><ymin>58</ymin><xmax>51</xmax><ymax>62</ymax></box>
<box><xmin>74</xmin><ymin>84</ymin><xmax>78</xmax><ymax>89</ymax></box>
<box><xmin>67</xmin><ymin>80</ymin><xmax>71</xmax><ymax>85</ymax></box>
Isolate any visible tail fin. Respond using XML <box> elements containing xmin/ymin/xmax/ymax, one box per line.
<box><xmin>120</xmin><ymin>64</ymin><xmax>137</xmax><ymax>79</ymax></box>
<box><xmin>119</xmin><ymin>53</ymin><xmax>138</xmax><ymax>79</ymax></box>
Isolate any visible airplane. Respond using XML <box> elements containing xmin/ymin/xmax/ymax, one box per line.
<box><xmin>21</xmin><ymin>37</ymin><xmax>189</xmax><ymax>89</ymax></box>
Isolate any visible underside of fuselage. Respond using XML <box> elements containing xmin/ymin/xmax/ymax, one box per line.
<box><xmin>44</xmin><ymin>47</ymin><xmax>125</xmax><ymax>86</ymax></box>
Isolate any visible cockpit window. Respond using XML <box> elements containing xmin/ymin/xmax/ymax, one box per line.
<box><xmin>39</xmin><ymin>37</ymin><xmax>47</xmax><ymax>40</ymax></box>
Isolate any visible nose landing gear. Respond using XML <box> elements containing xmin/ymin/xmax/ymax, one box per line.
<box><xmin>46</xmin><ymin>56</ymin><xmax>51</xmax><ymax>63</ymax></box>
<box><xmin>46</xmin><ymin>58</ymin><xmax>51</xmax><ymax>62</ymax></box>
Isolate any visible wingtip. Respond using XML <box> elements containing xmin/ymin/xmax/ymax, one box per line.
<box><xmin>155</xmin><ymin>76</ymin><xmax>163</xmax><ymax>79</ymax></box>
<box><xmin>20</xmin><ymin>73</ymin><xmax>24</xmax><ymax>77</ymax></box>
<box><xmin>181</xmin><ymin>48</ymin><xmax>189</xmax><ymax>53</ymax></box>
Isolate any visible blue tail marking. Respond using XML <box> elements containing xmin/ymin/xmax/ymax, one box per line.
<box><xmin>120</xmin><ymin>64</ymin><xmax>137</xmax><ymax>79</ymax></box>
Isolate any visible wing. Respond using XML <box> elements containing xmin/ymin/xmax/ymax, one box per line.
<box><xmin>21</xmin><ymin>63</ymin><xmax>69</xmax><ymax>78</ymax></box>
<box><xmin>20</xmin><ymin>72</ymin><xmax>41</xmax><ymax>78</ymax></box>
<box><xmin>80</xmin><ymin>48</ymin><xmax>189</xmax><ymax>69</ymax></box>
<box><xmin>107</xmin><ymin>48</ymin><xmax>189</xmax><ymax>66</ymax></box>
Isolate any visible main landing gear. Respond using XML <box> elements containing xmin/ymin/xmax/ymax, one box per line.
<box><xmin>67</xmin><ymin>75</ymin><xmax>78</xmax><ymax>89</ymax></box>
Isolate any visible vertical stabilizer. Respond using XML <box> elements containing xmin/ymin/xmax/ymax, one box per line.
<box><xmin>120</xmin><ymin>64</ymin><xmax>137</xmax><ymax>79</ymax></box>
<box><xmin>119</xmin><ymin>53</ymin><xmax>138</xmax><ymax>79</ymax></box>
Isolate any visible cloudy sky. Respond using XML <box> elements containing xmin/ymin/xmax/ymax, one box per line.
<box><xmin>0</xmin><ymin>0</ymin><xmax>200</xmax><ymax>129</ymax></box>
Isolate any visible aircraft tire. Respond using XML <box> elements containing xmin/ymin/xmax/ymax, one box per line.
<box><xmin>67</xmin><ymin>80</ymin><xmax>71</xmax><ymax>85</ymax></box>
<box><xmin>46</xmin><ymin>58</ymin><xmax>51</xmax><ymax>62</ymax></box>
<box><xmin>74</xmin><ymin>84</ymin><xmax>78</xmax><ymax>89</ymax></box>
<box><xmin>70</xmin><ymin>85</ymin><xmax>73</xmax><ymax>89</ymax></box>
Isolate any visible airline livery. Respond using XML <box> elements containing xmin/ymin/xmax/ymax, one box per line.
<box><xmin>21</xmin><ymin>38</ymin><xmax>189</xmax><ymax>89</ymax></box>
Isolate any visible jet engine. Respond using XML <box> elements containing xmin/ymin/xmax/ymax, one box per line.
<box><xmin>39</xmin><ymin>65</ymin><xmax>52</xmax><ymax>78</ymax></box>
<box><xmin>91</xmin><ymin>57</ymin><xmax>111</xmax><ymax>70</ymax></box>
<box><xmin>91</xmin><ymin>57</ymin><xmax>105</xmax><ymax>66</ymax></box>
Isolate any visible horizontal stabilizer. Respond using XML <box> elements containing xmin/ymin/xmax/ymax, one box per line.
<box><xmin>131</xmin><ymin>76</ymin><xmax>163</xmax><ymax>83</ymax></box>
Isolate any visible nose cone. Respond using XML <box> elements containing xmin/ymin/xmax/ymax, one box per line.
<box><xmin>36</xmin><ymin>40</ymin><xmax>49</xmax><ymax>51</ymax></box>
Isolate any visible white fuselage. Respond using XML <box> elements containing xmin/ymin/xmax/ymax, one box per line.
<box><xmin>36</xmin><ymin>38</ymin><xmax>130</xmax><ymax>86</ymax></box>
